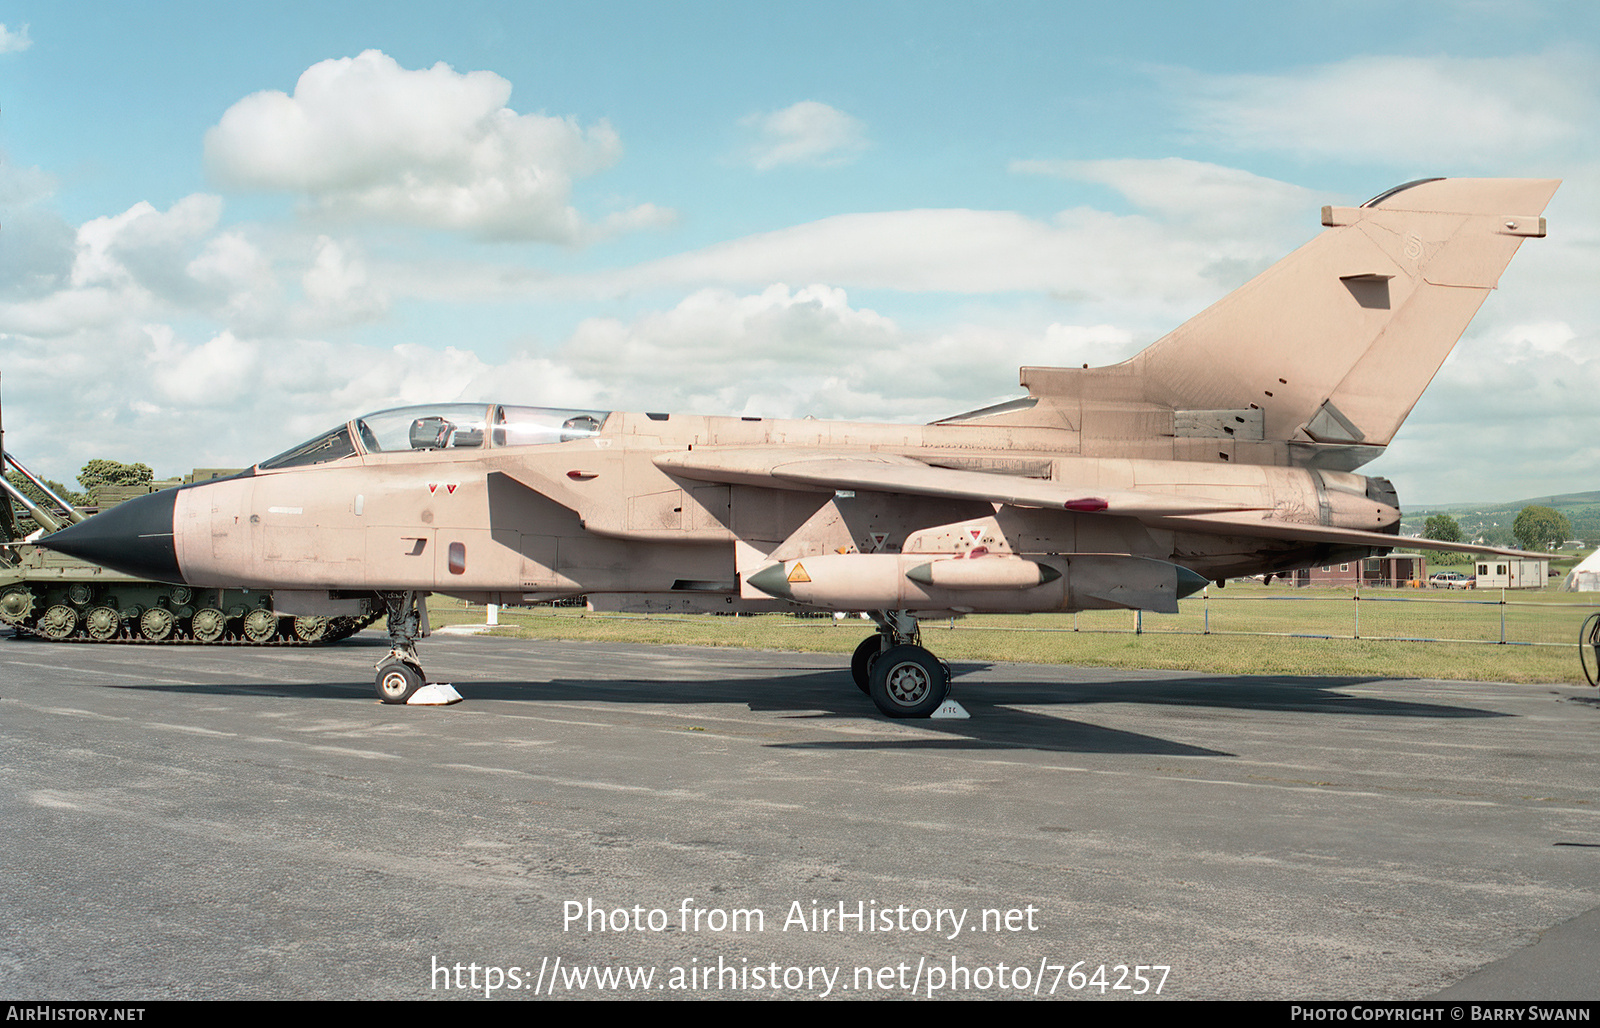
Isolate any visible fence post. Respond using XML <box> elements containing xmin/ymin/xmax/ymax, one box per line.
<box><xmin>1353</xmin><ymin>581</ymin><xmax>1360</xmax><ymax>640</ymax></box>
<box><xmin>1203</xmin><ymin>586</ymin><xmax>1210</xmax><ymax>635</ymax></box>
<box><xmin>1500</xmin><ymin>588</ymin><xmax>1506</xmax><ymax>644</ymax></box>
<box><xmin>1135</xmin><ymin>609</ymin><xmax>1142</xmax><ymax>635</ymax></box>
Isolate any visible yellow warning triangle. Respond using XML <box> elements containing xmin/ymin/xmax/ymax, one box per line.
<box><xmin>787</xmin><ymin>563</ymin><xmax>812</xmax><ymax>583</ymax></box>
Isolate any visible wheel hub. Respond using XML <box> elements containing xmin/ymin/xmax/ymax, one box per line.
<box><xmin>379</xmin><ymin>669</ymin><xmax>412</xmax><ymax>699</ymax></box>
<box><xmin>886</xmin><ymin>662</ymin><xmax>932</xmax><ymax>705</ymax></box>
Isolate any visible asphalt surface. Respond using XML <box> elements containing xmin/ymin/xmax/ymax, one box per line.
<box><xmin>2</xmin><ymin>628</ymin><xmax>1597</xmax><ymax>1001</ymax></box>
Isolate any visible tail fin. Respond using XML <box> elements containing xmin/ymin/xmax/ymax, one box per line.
<box><xmin>1016</xmin><ymin>177</ymin><xmax>1559</xmax><ymax>468</ymax></box>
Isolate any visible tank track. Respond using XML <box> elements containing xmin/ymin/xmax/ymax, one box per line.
<box><xmin>7</xmin><ymin>610</ymin><xmax>383</xmax><ymax>646</ymax></box>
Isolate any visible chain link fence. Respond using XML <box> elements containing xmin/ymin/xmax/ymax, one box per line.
<box><xmin>1063</xmin><ymin>587</ymin><xmax>1600</xmax><ymax>648</ymax></box>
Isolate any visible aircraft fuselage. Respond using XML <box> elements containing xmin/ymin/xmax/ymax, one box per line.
<box><xmin>162</xmin><ymin>408</ymin><xmax>1393</xmax><ymax>616</ymax></box>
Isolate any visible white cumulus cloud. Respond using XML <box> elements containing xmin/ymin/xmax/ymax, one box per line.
<box><xmin>742</xmin><ymin>101</ymin><xmax>868</xmax><ymax>170</ymax></box>
<box><xmin>301</xmin><ymin>236</ymin><xmax>388</xmax><ymax>323</ymax></box>
<box><xmin>0</xmin><ymin>318</ymin><xmax>606</xmax><ymax>480</ymax></box>
<box><xmin>1012</xmin><ymin>157</ymin><xmax>1324</xmax><ymax>240</ymax></box>
<box><xmin>0</xmin><ymin>195</ymin><xmax>405</xmax><ymax>343</ymax></box>
<box><xmin>0</xmin><ymin>23</ymin><xmax>31</xmax><ymax>54</ymax></box>
<box><xmin>564</xmin><ymin>160</ymin><xmax>1330</xmax><ymax>339</ymax></box>
<box><xmin>71</xmin><ymin>195</ymin><xmax>224</xmax><ymax>292</ymax></box>
<box><xmin>1371</xmin><ymin>318</ymin><xmax>1600</xmax><ymax>502</ymax></box>
<box><xmin>1171</xmin><ymin>51</ymin><xmax>1597</xmax><ymax>167</ymax></box>
<box><xmin>204</xmin><ymin>49</ymin><xmax>656</xmax><ymax>242</ymax></box>
<box><xmin>551</xmin><ymin>283</ymin><xmax>1128</xmax><ymax>422</ymax></box>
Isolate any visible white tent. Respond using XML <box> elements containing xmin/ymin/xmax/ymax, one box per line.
<box><xmin>1562</xmin><ymin>549</ymin><xmax>1600</xmax><ymax>591</ymax></box>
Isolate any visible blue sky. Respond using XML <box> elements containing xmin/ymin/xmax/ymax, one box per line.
<box><xmin>0</xmin><ymin>0</ymin><xmax>1596</xmax><ymax>505</ymax></box>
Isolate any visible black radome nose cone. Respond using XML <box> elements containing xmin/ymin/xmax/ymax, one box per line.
<box><xmin>39</xmin><ymin>488</ymin><xmax>183</xmax><ymax>584</ymax></box>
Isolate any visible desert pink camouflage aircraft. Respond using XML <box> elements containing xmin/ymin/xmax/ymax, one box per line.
<box><xmin>45</xmin><ymin>177</ymin><xmax>1559</xmax><ymax>717</ymax></box>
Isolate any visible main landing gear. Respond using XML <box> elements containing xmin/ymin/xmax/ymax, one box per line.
<box><xmin>851</xmin><ymin>610</ymin><xmax>953</xmax><ymax>719</ymax></box>
<box><xmin>375</xmin><ymin>590</ymin><xmax>428</xmax><ymax>703</ymax></box>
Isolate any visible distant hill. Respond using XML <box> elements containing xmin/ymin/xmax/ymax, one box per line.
<box><xmin>1399</xmin><ymin>490</ymin><xmax>1600</xmax><ymax>546</ymax></box>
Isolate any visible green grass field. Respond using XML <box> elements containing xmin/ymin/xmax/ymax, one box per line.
<box><xmin>428</xmin><ymin>582</ymin><xmax>1600</xmax><ymax>685</ymax></box>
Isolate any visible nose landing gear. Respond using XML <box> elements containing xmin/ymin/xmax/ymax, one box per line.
<box><xmin>374</xmin><ymin>591</ymin><xmax>429</xmax><ymax>704</ymax></box>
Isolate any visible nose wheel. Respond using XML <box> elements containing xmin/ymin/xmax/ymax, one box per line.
<box><xmin>376</xmin><ymin>660</ymin><xmax>425</xmax><ymax>704</ymax></box>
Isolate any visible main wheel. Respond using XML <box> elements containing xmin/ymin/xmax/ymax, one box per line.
<box><xmin>375</xmin><ymin>662</ymin><xmax>424</xmax><ymax>704</ymax></box>
<box><xmin>84</xmin><ymin>605</ymin><xmax>122</xmax><ymax>641</ymax></box>
<box><xmin>850</xmin><ymin>635</ymin><xmax>882</xmax><ymax>695</ymax></box>
<box><xmin>139</xmin><ymin>607</ymin><xmax>176</xmax><ymax>642</ymax></box>
<box><xmin>868</xmin><ymin>644</ymin><xmax>949</xmax><ymax>718</ymax></box>
<box><xmin>291</xmin><ymin>616</ymin><xmax>330</xmax><ymax>643</ymax></box>
<box><xmin>240</xmin><ymin>609</ymin><xmax>279</xmax><ymax>643</ymax></box>
<box><xmin>189</xmin><ymin>608</ymin><xmax>227</xmax><ymax>642</ymax></box>
<box><xmin>37</xmin><ymin>604</ymin><xmax>77</xmax><ymax>640</ymax></box>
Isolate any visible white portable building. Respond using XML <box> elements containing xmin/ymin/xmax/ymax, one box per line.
<box><xmin>1475</xmin><ymin>557</ymin><xmax>1549</xmax><ymax>590</ymax></box>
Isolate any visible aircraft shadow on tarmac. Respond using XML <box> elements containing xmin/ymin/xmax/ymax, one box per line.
<box><xmin>115</xmin><ymin>659</ymin><xmax>1511</xmax><ymax>759</ymax></box>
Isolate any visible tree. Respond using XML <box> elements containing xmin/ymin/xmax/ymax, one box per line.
<box><xmin>1420</xmin><ymin>513</ymin><xmax>1473</xmax><ymax>565</ymax></box>
<box><xmin>1478</xmin><ymin>524</ymin><xmax>1515</xmax><ymax>549</ymax></box>
<box><xmin>1512</xmin><ymin>505</ymin><xmax>1571</xmax><ymax>551</ymax></box>
<box><xmin>1423</xmin><ymin>514</ymin><xmax>1462</xmax><ymax>543</ymax></box>
<box><xmin>2</xmin><ymin>460</ymin><xmax>165</xmax><ymax>538</ymax></box>
<box><xmin>77</xmin><ymin>459</ymin><xmax>154</xmax><ymax>493</ymax></box>
<box><xmin>2</xmin><ymin>470</ymin><xmax>87</xmax><ymax>538</ymax></box>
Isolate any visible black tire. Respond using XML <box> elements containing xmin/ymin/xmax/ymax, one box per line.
<box><xmin>1582</xmin><ymin>612</ymin><xmax>1600</xmax><ymax>688</ymax></box>
<box><xmin>850</xmin><ymin>635</ymin><xmax>882</xmax><ymax>695</ymax></box>
<box><xmin>868</xmin><ymin>644</ymin><xmax>948</xmax><ymax>718</ymax></box>
<box><xmin>376</xmin><ymin>662</ymin><xmax>425</xmax><ymax>704</ymax></box>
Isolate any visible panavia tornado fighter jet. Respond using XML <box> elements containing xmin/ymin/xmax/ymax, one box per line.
<box><xmin>44</xmin><ymin>178</ymin><xmax>1559</xmax><ymax>717</ymax></box>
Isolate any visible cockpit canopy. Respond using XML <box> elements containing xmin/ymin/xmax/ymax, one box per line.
<box><xmin>258</xmin><ymin>403</ymin><xmax>610</xmax><ymax>471</ymax></box>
